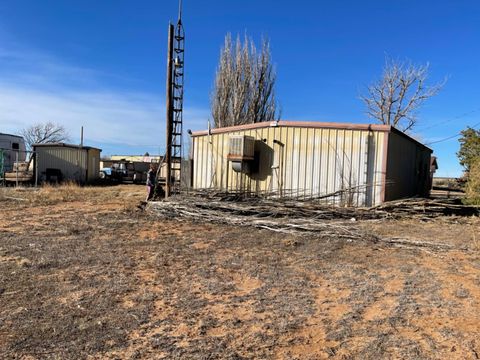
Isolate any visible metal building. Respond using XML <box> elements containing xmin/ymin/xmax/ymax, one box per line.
<box><xmin>0</xmin><ymin>133</ymin><xmax>27</xmax><ymax>172</ymax></box>
<box><xmin>110</xmin><ymin>155</ymin><xmax>163</xmax><ymax>163</ymax></box>
<box><xmin>190</xmin><ymin>121</ymin><xmax>432</xmax><ymax>206</ymax></box>
<box><xmin>33</xmin><ymin>143</ymin><xmax>101</xmax><ymax>184</ymax></box>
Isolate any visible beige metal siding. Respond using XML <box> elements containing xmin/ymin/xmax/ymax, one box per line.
<box><xmin>87</xmin><ymin>149</ymin><xmax>101</xmax><ymax>182</ymax></box>
<box><xmin>192</xmin><ymin>125</ymin><xmax>387</xmax><ymax>206</ymax></box>
<box><xmin>385</xmin><ymin>131</ymin><xmax>432</xmax><ymax>201</ymax></box>
<box><xmin>36</xmin><ymin>147</ymin><xmax>87</xmax><ymax>183</ymax></box>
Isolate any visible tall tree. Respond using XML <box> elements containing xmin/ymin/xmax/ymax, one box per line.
<box><xmin>20</xmin><ymin>122</ymin><xmax>70</xmax><ymax>150</ymax></box>
<box><xmin>457</xmin><ymin>127</ymin><xmax>480</xmax><ymax>173</ymax></box>
<box><xmin>211</xmin><ymin>34</ymin><xmax>278</xmax><ymax>128</ymax></box>
<box><xmin>360</xmin><ymin>57</ymin><xmax>446</xmax><ymax>132</ymax></box>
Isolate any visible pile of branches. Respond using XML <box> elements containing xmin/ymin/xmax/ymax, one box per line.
<box><xmin>148</xmin><ymin>193</ymin><xmax>367</xmax><ymax>239</ymax></box>
<box><xmin>149</xmin><ymin>193</ymin><xmax>474</xmax><ymax>237</ymax></box>
<box><xmin>371</xmin><ymin>197</ymin><xmax>479</xmax><ymax>218</ymax></box>
<box><xmin>148</xmin><ymin>191</ymin><xmax>478</xmax><ymax>247</ymax></box>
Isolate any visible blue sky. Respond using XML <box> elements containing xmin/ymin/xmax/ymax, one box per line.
<box><xmin>0</xmin><ymin>1</ymin><xmax>479</xmax><ymax>176</ymax></box>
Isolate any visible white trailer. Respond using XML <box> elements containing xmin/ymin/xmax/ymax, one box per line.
<box><xmin>0</xmin><ymin>133</ymin><xmax>27</xmax><ymax>173</ymax></box>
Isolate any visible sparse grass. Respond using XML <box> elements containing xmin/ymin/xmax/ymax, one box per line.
<box><xmin>0</xmin><ymin>183</ymin><xmax>145</xmax><ymax>206</ymax></box>
<box><xmin>0</xmin><ymin>185</ymin><xmax>479</xmax><ymax>359</ymax></box>
<box><xmin>0</xmin><ymin>182</ymin><xmax>84</xmax><ymax>205</ymax></box>
<box><xmin>32</xmin><ymin>181</ymin><xmax>84</xmax><ymax>203</ymax></box>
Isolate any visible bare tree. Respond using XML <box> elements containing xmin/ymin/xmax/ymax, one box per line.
<box><xmin>211</xmin><ymin>34</ymin><xmax>278</xmax><ymax>128</ymax></box>
<box><xmin>20</xmin><ymin>122</ymin><xmax>70</xmax><ymax>150</ymax></box>
<box><xmin>360</xmin><ymin>57</ymin><xmax>446</xmax><ymax>132</ymax></box>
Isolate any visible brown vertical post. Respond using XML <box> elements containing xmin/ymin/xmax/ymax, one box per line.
<box><xmin>165</xmin><ymin>23</ymin><xmax>174</xmax><ymax>198</ymax></box>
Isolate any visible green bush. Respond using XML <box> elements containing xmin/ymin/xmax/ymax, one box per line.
<box><xmin>464</xmin><ymin>157</ymin><xmax>480</xmax><ymax>205</ymax></box>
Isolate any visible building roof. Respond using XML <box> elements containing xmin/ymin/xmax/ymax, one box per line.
<box><xmin>190</xmin><ymin>120</ymin><xmax>432</xmax><ymax>151</ymax></box>
<box><xmin>32</xmin><ymin>142</ymin><xmax>102</xmax><ymax>151</ymax></box>
<box><xmin>0</xmin><ymin>132</ymin><xmax>24</xmax><ymax>139</ymax></box>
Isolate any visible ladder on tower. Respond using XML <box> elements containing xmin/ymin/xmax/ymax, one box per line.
<box><xmin>168</xmin><ymin>14</ymin><xmax>185</xmax><ymax>195</ymax></box>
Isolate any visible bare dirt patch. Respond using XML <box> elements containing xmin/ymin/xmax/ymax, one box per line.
<box><xmin>1</xmin><ymin>185</ymin><xmax>479</xmax><ymax>359</ymax></box>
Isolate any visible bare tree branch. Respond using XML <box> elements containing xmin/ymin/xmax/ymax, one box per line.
<box><xmin>19</xmin><ymin>122</ymin><xmax>70</xmax><ymax>150</ymax></box>
<box><xmin>360</xmin><ymin>57</ymin><xmax>446</xmax><ymax>132</ymax></box>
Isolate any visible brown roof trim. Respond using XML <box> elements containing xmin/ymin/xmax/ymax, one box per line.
<box><xmin>32</xmin><ymin>142</ymin><xmax>102</xmax><ymax>151</ymax></box>
<box><xmin>191</xmin><ymin>120</ymin><xmax>392</xmax><ymax>136</ymax></box>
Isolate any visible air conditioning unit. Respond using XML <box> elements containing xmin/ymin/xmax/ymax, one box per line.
<box><xmin>227</xmin><ymin>135</ymin><xmax>255</xmax><ymax>161</ymax></box>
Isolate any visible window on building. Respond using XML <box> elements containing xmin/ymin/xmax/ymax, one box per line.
<box><xmin>12</xmin><ymin>143</ymin><xmax>19</xmax><ymax>150</ymax></box>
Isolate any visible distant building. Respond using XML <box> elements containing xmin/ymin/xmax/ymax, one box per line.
<box><xmin>103</xmin><ymin>155</ymin><xmax>165</xmax><ymax>182</ymax></box>
<box><xmin>190</xmin><ymin>121</ymin><xmax>433</xmax><ymax>206</ymax></box>
<box><xmin>110</xmin><ymin>155</ymin><xmax>163</xmax><ymax>163</ymax></box>
<box><xmin>33</xmin><ymin>143</ymin><xmax>101</xmax><ymax>184</ymax></box>
<box><xmin>0</xmin><ymin>133</ymin><xmax>27</xmax><ymax>172</ymax></box>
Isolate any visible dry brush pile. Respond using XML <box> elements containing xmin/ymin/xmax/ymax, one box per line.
<box><xmin>149</xmin><ymin>192</ymin><xmax>479</xmax><ymax>248</ymax></box>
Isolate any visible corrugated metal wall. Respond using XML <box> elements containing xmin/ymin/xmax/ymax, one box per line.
<box><xmin>0</xmin><ymin>134</ymin><xmax>27</xmax><ymax>172</ymax></box>
<box><xmin>87</xmin><ymin>149</ymin><xmax>101</xmax><ymax>182</ymax></box>
<box><xmin>192</xmin><ymin>125</ymin><xmax>388</xmax><ymax>206</ymax></box>
<box><xmin>36</xmin><ymin>147</ymin><xmax>87</xmax><ymax>183</ymax></box>
<box><xmin>385</xmin><ymin>131</ymin><xmax>432</xmax><ymax>201</ymax></box>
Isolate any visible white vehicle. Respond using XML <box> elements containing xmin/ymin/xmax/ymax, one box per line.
<box><xmin>0</xmin><ymin>133</ymin><xmax>27</xmax><ymax>173</ymax></box>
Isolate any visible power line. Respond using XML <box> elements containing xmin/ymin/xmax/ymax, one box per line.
<box><xmin>417</xmin><ymin>107</ymin><xmax>480</xmax><ymax>131</ymax></box>
<box><xmin>425</xmin><ymin>120</ymin><xmax>480</xmax><ymax>145</ymax></box>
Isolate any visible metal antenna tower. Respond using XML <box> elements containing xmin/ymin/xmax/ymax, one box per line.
<box><xmin>165</xmin><ymin>0</ymin><xmax>185</xmax><ymax>197</ymax></box>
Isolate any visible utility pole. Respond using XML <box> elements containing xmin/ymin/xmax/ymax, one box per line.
<box><xmin>165</xmin><ymin>23</ymin><xmax>174</xmax><ymax>198</ymax></box>
<box><xmin>165</xmin><ymin>0</ymin><xmax>185</xmax><ymax>198</ymax></box>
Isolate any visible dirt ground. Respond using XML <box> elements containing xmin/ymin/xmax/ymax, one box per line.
<box><xmin>0</xmin><ymin>185</ymin><xmax>479</xmax><ymax>359</ymax></box>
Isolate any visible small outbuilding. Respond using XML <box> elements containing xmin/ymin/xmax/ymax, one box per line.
<box><xmin>0</xmin><ymin>133</ymin><xmax>27</xmax><ymax>172</ymax></box>
<box><xmin>33</xmin><ymin>143</ymin><xmax>101</xmax><ymax>184</ymax></box>
<box><xmin>190</xmin><ymin>121</ymin><xmax>433</xmax><ymax>206</ymax></box>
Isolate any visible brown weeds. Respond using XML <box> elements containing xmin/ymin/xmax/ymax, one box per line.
<box><xmin>0</xmin><ymin>186</ymin><xmax>479</xmax><ymax>359</ymax></box>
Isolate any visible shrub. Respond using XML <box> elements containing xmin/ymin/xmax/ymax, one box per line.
<box><xmin>464</xmin><ymin>157</ymin><xmax>480</xmax><ymax>205</ymax></box>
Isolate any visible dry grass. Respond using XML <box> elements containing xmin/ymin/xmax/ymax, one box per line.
<box><xmin>0</xmin><ymin>182</ymin><xmax>85</xmax><ymax>204</ymax></box>
<box><xmin>0</xmin><ymin>183</ymin><xmax>142</xmax><ymax>210</ymax></box>
<box><xmin>0</xmin><ymin>185</ymin><xmax>479</xmax><ymax>359</ymax></box>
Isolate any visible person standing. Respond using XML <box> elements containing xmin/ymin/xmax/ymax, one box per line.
<box><xmin>146</xmin><ymin>164</ymin><xmax>156</xmax><ymax>201</ymax></box>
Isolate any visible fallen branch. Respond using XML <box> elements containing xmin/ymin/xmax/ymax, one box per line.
<box><xmin>1</xmin><ymin>195</ymin><xmax>29</xmax><ymax>202</ymax></box>
<box><xmin>379</xmin><ymin>237</ymin><xmax>464</xmax><ymax>250</ymax></box>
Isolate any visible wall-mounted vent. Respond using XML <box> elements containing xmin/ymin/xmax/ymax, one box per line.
<box><xmin>227</xmin><ymin>135</ymin><xmax>255</xmax><ymax>161</ymax></box>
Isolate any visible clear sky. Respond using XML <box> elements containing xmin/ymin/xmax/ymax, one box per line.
<box><xmin>0</xmin><ymin>0</ymin><xmax>479</xmax><ymax>176</ymax></box>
